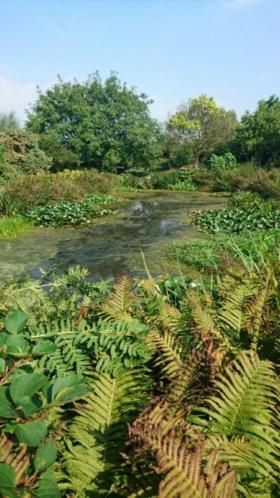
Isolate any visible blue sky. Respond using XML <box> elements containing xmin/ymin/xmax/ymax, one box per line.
<box><xmin>0</xmin><ymin>0</ymin><xmax>279</xmax><ymax>122</ymax></box>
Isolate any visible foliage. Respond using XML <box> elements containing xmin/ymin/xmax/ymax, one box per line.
<box><xmin>207</xmin><ymin>152</ymin><xmax>237</xmax><ymax>171</ymax></box>
<box><xmin>169</xmin><ymin>229</ymin><xmax>280</xmax><ymax>273</ymax></box>
<box><xmin>0</xmin><ymin>128</ymin><xmax>52</xmax><ymax>176</ymax></box>
<box><xmin>0</xmin><ymin>169</ymin><xmax>120</xmax><ymax>215</ymax></box>
<box><xmin>27</xmin><ymin>73</ymin><xmax>163</xmax><ymax>172</ymax></box>
<box><xmin>167</xmin><ymin>95</ymin><xmax>237</xmax><ymax>167</ymax></box>
<box><xmin>235</xmin><ymin>95</ymin><xmax>280</xmax><ymax>166</ymax></box>
<box><xmin>128</xmin><ymin>168</ymin><xmax>197</xmax><ymax>191</ymax></box>
<box><xmin>26</xmin><ymin>194</ymin><xmax>115</xmax><ymax>226</ymax></box>
<box><xmin>0</xmin><ymin>112</ymin><xmax>19</xmax><ymax>131</ymax></box>
<box><xmin>194</xmin><ymin>196</ymin><xmax>280</xmax><ymax>233</ymax></box>
<box><xmin>0</xmin><ymin>232</ymin><xmax>279</xmax><ymax>497</ymax></box>
<box><xmin>0</xmin><ymin>214</ymin><xmax>33</xmax><ymax>238</ymax></box>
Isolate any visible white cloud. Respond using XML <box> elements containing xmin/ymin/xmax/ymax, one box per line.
<box><xmin>0</xmin><ymin>75</ymin><xmax>38</xmax><ymax>123</ymax></box>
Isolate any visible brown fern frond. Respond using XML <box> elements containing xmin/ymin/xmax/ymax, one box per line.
<box><xmin>130</xmin><ymin>422</ymin><xmax>238</xmax><ymax>498</ymax></box>
<box><xmin>0</xmin><ymin>433</ymin><xmax>33</xmax><ymax>486</ymax></box>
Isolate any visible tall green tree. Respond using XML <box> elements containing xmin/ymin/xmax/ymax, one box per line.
<box><xmin>0</xmin><ymin>112</ymin><xmax>19</xmax><ymax>131</ymax></box>
<box><xmin>236</xmin><ymin>95</ymin><xmax>280</xmax><ymax>166</ymax></box>
<box><xmin>167</xmin><ymin>95</ymin><xmax>237</xmax><ymax>167</ymax></box>
<box><xmin>27</xmin><ymin>73</ymin><xmax>163</xmax><ymax>171</ymax></box>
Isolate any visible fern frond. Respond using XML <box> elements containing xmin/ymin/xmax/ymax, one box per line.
<box><xmin>62</xmin><ymin>368</ymin><xmax>150</xmax><ymax>496</ymax></box>
<box><xmin>130</xmin><ymin>423</ymin><xmax>238</xmax><ymax>498</ymax></box>
<box><xmin>148</xmin><ymin>330</ymin><xmax>183</xmax><ymax>380</ymax></box>
<box><xmin>197</xmin><ymin>351</ymin><xmax>280</xmax><ymax>479</ymax></box>
<box><xmin>101</xmin><ymin>274</ymin><xmax>135</xmax><ymax>322</ymax></box>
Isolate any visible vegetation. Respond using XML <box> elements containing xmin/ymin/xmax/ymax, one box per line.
<box><xmin>27</xmin><ymin>194</ymin><xmax>115</xmax><ymax>227</ymax></box>
<box><xmin>194</xmin><ymin>194</ymin><xmax>280</xmax><ymax>234</ymax></box>
<box><xmin>27</xmin><ymin>73</ymin><xmax>163</xmax><ymax>172</ymax></box>
<box><xmin>0</xmin><ymin>215</ymin><xmax>33</xmax><ymax>238</ymax></box>
<box><xmin>167</xmin><ymin>95</ymin><xmax>237</xmax><ymax>167</ymax></box>
<box><xmin>0</xmin><ymin>231</ymin><xmax>279</xmax><ymax>497</ymax></box>
<box><xmin>0</xmin><ymin>112</ymin><xmax>19</xmax><ymax>132</ymax></box>
<box><xmin>0</xmin><ymin>128</ymin><xmax>52</xmax><ymax>177</ymax></box>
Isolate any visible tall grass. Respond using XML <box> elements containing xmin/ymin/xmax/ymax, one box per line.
<box><xmin>0</xmin><ymin>215</ymin><xmax>33</xmax><ymax>238</ymax></box>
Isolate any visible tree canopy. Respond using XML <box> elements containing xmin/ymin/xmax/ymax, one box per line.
<box><xmin>235</xmin><ymin>96</ymin><xmax>280</xmax><ymax>166</ymax></box>
<box><xmin>0</xmin><ymin>112</ymin><xmax>19</xmax><ymax>131</ymax></box>
<box><xmin>27</xmin><ymin>73</ymin><xmax>163</xmax><ymax>172</ymax></box>
<box><xmin>167</xmin><ymin>95</ymin><xmax>237</xmax><ymax>166</ymax></box>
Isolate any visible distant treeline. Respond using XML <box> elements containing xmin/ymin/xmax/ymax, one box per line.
<box><xmin>0</xmin><ymin>73</ymin><xmax>279</xmax><ymax>175</ymax></box>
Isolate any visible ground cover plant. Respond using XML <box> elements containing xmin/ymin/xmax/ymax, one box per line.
<box><xmin>0</xmin><ymin>215</ymin><xmax>33</xmax><ymax>238</ymax></box>
<box><xmin>0</xmin><ymin>233</ymin><xmax>279</xmax><ymax>497</ymax></box>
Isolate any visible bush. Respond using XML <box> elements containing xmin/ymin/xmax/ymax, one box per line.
<box><xmin>130</xmin><ymin>169</ymin><xmax>197</xmax><ymax>191</ymax></box>
<box><xmin>0</xmin><ymin>128</ymin><xmax>52</xmax><ymax>175</ymax></box>
<box><xmin>0</xmin><ymin>170</ymin><xmax>120</xmax><ymax>215</ymax></box>
<box><xmin>208</xmin><ymin>152</ymin><xmax>237</xmax><ymax>171</ymax></box>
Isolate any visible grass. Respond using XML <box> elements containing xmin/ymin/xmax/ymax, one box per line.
<box><xmin>169</xmin><ymin>229</ymin><xmax>280</xmax><ymax>273</ymax></box>
<box><xmin>0</xmin><ymin>215</ymin><xmax>34</xmax><ymax>238</ymax></box>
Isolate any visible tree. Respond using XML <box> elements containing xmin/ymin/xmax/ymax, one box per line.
<box><xmin>27</xmin><ymin>73</ymin><xmax>163</xmax><ymax>172</ymax></box>
<box><xmin>167</xmin><ymin>95</ymin><xmax>237</xmax><ymax>167</ymax></box>
<box><xmin>235</xmin><ymin>95</ymin><xmax>280</xmax><ymax>166</ymax></box>
<box><xmin>0</xmin><ymin>112</ymin><xmax>19</xmax><ymax>131</ymax></box>
<box><xmin>0</xmin><ymin>128</ymin><xmax>52</xmax><ymax>176</ymax></box>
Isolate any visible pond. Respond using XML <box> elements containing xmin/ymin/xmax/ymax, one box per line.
<box><xmin>0</xmin><ymin>192</ymin><xmax>226</xmax><ymax>281</ymax></box>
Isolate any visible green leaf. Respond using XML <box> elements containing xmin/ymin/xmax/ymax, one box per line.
<box><xmin>15</xmin><ymin>421</ymin><xmax>47</xmax><ymax>447</ymax></box>
<box><xmin>10</xmin><ymin>370</ymin><xmax>47</xmax><ymax>404</ymax></box>
<box><xmin>5</xmin><ymin>336</ymin><xmax>29</xmax><ymax>358</ymax></box>
<box><xmin>35</xmin><ymin>470</ymin><xmax>60</xmax><ymax>498</ymax></box>
<box><xmin>34</xmin><ymin>442</ymin><xmax>57</xmax><ymax>472</ymax></box>
<box><xmin>0</xmin><ymin>387</ymin><xmax>17</xmax><ymax>419</ymax></box>
<box><xmin>50</xmin><ymin>375</ymin><xmax>88</xmax><ymax>404</ymax></box>
<box><xmin>0</xmin><ymin>358</ymin><xmax>5</xmax><ymax>373</ymax></box>
<box><xmin>32</xmin><ymin>340</ymin><xmax>56</xmax><ymax>356</ymax></box>
<box><xmin>5</xmin><ymin>309</ymin><xmax>28</xmax><ymax>334</ymax></box>
<box><xmin>0</xmin><ymin>463</ymin><xmax>16</xmax><ymax>487</ymax></box>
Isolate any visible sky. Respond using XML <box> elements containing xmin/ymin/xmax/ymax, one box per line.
<box><xmin>0</xmin><ymin>0</ymin><xmax>279</xmax><ymax>123</ymax></box>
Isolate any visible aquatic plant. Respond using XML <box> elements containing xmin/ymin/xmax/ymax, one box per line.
<box><xmin>26</xmin><ymin>194</ymin><xmax>116</xmax><ymax>226</ymax></box>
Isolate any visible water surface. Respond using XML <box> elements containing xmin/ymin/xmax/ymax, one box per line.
<box><xmin>0</xmin><ymin>192</ymin><xmax>226</xmax><ymax>280</ymax></box>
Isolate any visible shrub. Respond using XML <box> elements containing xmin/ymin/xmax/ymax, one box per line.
<box><xmin>208</xmin><ymin>152</ymin><xmax>237</xmax><ymax>171</ymax></box>
<box><xmin>0</xmin><ymin>128</ymin><xmax>52</xmax><ymax>174</ymax></box>
<box><xmin>0</xmin><ymin>170</ymin><xmax>120</xmax><ymax>215</ymax></box>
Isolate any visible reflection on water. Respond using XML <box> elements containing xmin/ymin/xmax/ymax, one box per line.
<box><xmin>0</xmin><ymin>192</ymin><xmax>226</xmax><ymax>280</ymax></box>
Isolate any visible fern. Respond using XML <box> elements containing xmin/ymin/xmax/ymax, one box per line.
<box><xmin>130</xmin><ymin>421</ymin><xmax>238</xmax><ymax>498</ymax></box>
<box><xmin>192</xmin><ymin>351</ymin><xmax>280</xmax><ymax>491</ymax></box>
<box><xmin>61</xmin><ymin>369</ymin><xmax>150</xmax><ymax>496</ymax></box>
<box><xmin>101</xmin><ymin>274</ymin><xmax>135</xmax><ymax>322</ymax></box>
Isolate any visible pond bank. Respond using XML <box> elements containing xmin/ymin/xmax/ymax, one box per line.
<box><xmin>0</xmin><ymin>192</ymin><xmax>226</xmax><ymax>281</ymax></box>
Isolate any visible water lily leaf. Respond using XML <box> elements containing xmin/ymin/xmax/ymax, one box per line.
<box><xmin>34</xmin><ymin>442</ymin><xmax>57</xmax><ymax>472</ymax></box>
<box><xmin>15</xmin><ymin>421</ymin><xmax>47</xmax><ymax>447</ymax></box>
<box><xmin>5</xmin><ymin>310</ymin><xmax>28</xmax><ymax>334</ymax></box>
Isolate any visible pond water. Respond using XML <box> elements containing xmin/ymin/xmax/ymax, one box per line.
<box><xmin>0</xmin><ymin>192</ymin><xmax>226</xmax><ymax>281</ymax></box>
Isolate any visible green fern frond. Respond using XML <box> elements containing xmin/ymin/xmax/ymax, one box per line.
<box><xmin>197</xmin><ymin>351</ymin><xmax>280</xmax><ymax>480</ymax></box>
<box><xmin>148</xmin><ymin>330</ymin><xmax>183</xmax><ymax>380</ymax></box>
<box><xmin>62</xmin><ymin>368</ymin><xmax>150</xmax><ymax>496</ymax></box>
<box><xmin>101</xmin><ymin>274</ymin><xmax>135</xmax><ymax>322</ymax></box>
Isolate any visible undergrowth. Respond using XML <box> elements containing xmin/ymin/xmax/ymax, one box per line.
<box><xmin>0</xmin><ymin>234</ymin><xmax>279</xmax><ymax>497</ymax></box>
